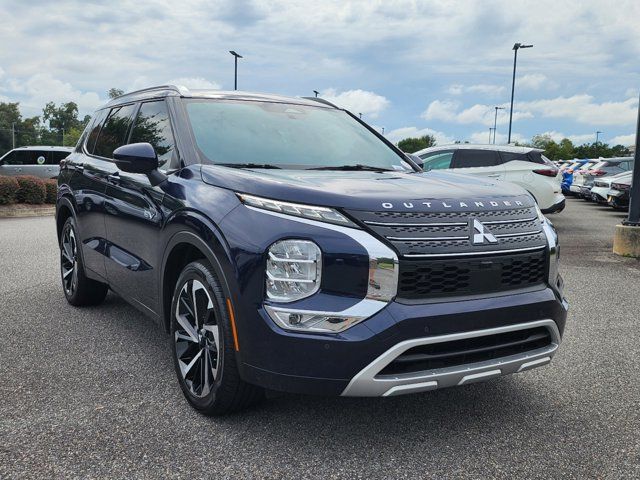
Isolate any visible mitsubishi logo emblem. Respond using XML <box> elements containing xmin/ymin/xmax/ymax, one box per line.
<box><xmin>471</xmin><ymin>218</ymin><xmax>497</xmax><ymax>244</ymax></box>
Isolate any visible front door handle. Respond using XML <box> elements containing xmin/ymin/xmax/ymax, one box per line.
<box><xmin>487</xmin><ymin>173</ymin><xmax>501</xmax><ymax>178</ymax></box>
<box><xmin>107</xmin><ymin>172</ymin><xmax>120</xmax><ymax>184</ymax></box>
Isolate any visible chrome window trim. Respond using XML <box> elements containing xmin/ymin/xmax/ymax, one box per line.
<box><xmin>341</xmin><ymin>319</ymin><xmax>561</xmax><ymax>397</ymax></box>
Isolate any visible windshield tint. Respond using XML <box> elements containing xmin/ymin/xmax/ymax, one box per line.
<box><xmin>185</xmin><ymin>100</ymin><xmax>411</xmax><ymax>171</ymax></box>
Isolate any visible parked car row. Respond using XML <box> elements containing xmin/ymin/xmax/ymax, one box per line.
<box><xmin>559</xmin><ymin>156</ymin><xmax>634</xmax><ymax>211</ymax></box>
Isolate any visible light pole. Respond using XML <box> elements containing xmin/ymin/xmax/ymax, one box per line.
<box><xmin>381</xmin><ymin>127</ymin><xmax>385</xmax><ymax>135</ymax></box>
<box><xmin>11</xmin><ymin>122</ymin><xmax>15</xmax><ymax>149</ymax></box>
<box><xmin>596</xmin><ymin>130</ymin><xmax>603</xmax><ymax>156</ymax></box>
<box><xmin>313</xmin><ymin>90</ymin><xmax>319</xmax><ymax>97</ymax></box>
<box><xmin>507</xmin><ymin>42</ymin><xmax>533</xmax><ymax>144</ymax></box>
<box><xmin>229</xmin><ymin>51</ymin><xmax>243</xmax><ymax>90</ymax></box>
<box><xmin>493</xmin><ymin>106</ymin><xmax>505</xmax><ymax>144</ymax></box>
<box><xmin>488</xmin><ymin>128</ymin><xmax>493</xmax><ymax>143</ymax></box>
<box><xmin>358</xmin><ymin>113</ymin><xmax>363</xmax><ymax>119</ymax></box>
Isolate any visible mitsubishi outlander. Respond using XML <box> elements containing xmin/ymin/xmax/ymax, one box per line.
<box><xmin>56</xmin><ymin>86</ymin><xmax>568</xmax><ymax>415</ymax></box>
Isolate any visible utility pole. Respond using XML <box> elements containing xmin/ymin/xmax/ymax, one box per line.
<box><xmin>508</xmin><ymin>42</ymin><xmax>533</xmax><ymax>144</ymax></box>
<box><xmin>493</xmin><ymin>106</ymin><xmax>505</xmax><ymax>144</ymax></box>
<box><xmin>12</xmin><ymin>122</ymin><xmax>15</xmax><ymax>149</ymax></box>
<box><xmin>229</xmin><ymin>51</ymin><xmax>243</xmax><ymax>90</ymax></box>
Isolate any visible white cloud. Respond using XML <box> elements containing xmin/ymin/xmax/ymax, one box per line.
<box><xmin>518</xmin><ymin>95</ymin><xmax>638</xmax><ymax>126</ymax></box>
<box><xmin>467</xmin><ymin>84</ymin><xmax>505</xmax><ymax>96</ymax></box>
<box><xmin>168</xmin><ymin>77</ymin><xmax>221</xmax><ymax>90</ymax></box>
<box><xmin>321</xmin><ymin>88</ymin><xmax>389</xmax><ymax>119</ymax></box>
<box><xmin>422</xmin><ymin>100</ymin><xmax>532</xmax><ymax>126</ymax></box>
<box><xmin>518</xmin><ymin>74</ymin><xmax>547</xmax><ymax>90</ymax></box>
<box><xmin>446</xmin><ymin>83</ymin><xmax>505</xmax><ymax>96</ymax></box>
<box><xmin>1</xmin><ymin>73</ymin><xmax>103</xmax><ymax>117</ymax></box>
<box><xmin>609</xmin><ymin>133</ymin><xmax>636</xmax><ymax>146</ymax></box>
<box><xmin>468</xmin><ymin>130</ymin><xmax>526</xmax><ymax>145</ymax></box>
<box><xmin>386</xmin><ymin>126</ymin><xmax>455</xmax><ymax>146</ymax></box>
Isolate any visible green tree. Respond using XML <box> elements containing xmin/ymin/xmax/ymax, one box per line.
<box><xmin>108</xmin><ymin>88</ymin><xmax>124</xmax><ymax>99</ymax></box>
<box><xmin>0</xmin><ymin>102</ymin><xmax>43</xmax><ymax>155</ymax></box>
<box><xmin>397</xmin><ymin>134</ymin><xmax>436</xmax><ymax>153</ymax></box>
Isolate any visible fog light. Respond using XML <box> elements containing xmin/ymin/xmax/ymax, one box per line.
<box><xmin>265</xmin><ymin>306</ymin><xmax>366</xmax><ymax>333</ymax></box>
<box><xmin>266</xmin><ymin>239</ymin><xmax>321</xmax><ymax>302</ymax></box>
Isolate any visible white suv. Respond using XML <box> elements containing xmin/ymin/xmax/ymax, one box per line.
<box><xmin>414</xmin><ymin>144</ymin><xmax>565</xmax><ymax>213</ymax></box>
<box><xmin>0</xmin><ymin>146</ymin><xmax>73</xmax><ymax>179</ymax></box>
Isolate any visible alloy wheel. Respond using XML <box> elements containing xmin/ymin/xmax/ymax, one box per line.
<box><xmin>174</xmin><ymin>279</ymin><xmax>220</xmax><ymax>398</ymax></box>
<box><xmin>61</xmin><ymin>226</ymin><xmax>78</xmax><ymax>295</ymax></box>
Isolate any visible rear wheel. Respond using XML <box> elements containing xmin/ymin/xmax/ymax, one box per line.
<box><xmin>60</xmin><ymin>217</ymin><xmax>108</xmax><ymax>306</ymax></box>
<box><xmin>170</xmin><ymin>260</ymin><xmax>264</xmax><ymax>415</ymax></box>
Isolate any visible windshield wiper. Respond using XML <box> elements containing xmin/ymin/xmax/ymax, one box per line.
<box><xmin>217</xmin><ymin>163</ymin><xmax>282</xmax><ymax>169</ymax></box>
<box><xmin>307</xmin><ymin>164</ymin><xmax>394</xmax><ymax>172</ymax></box>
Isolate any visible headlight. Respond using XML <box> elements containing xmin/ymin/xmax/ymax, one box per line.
<box><xmin>266</xmin><ymin>240</ymin><xmax>321</xmax><ymax>302</ymax></box>
<box><xmin>238</xmin><ymin>193</ymin><xmax>356</xmax><ymax>227</ymax></box>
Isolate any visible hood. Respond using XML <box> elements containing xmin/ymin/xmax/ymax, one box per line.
<box><xmin>200</xmin><ymin>166</ymin><xmax>535</xmax><ymax>211</ymax></box>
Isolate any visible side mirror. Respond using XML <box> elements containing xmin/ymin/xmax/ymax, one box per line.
<box><xmin>113</xmin><ymin>143</ymin><xmax>158</xmax><ymax>174</ymax></box>
<box><xmin>113</xmin><ymin>143</ymin><xmax>166</xmax><ymax>186</ymax></box>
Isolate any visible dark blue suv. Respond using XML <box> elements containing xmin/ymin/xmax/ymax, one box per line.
<box><xmin>56</xmin><ymin>86</ymin><xmax>568</xmax><ymax>415</ymax></box>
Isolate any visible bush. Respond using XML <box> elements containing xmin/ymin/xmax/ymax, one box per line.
<box><xmin>0</xmin><ymin>176</ymin><xmax>20</xmax><ymax>205</ymax></box>
<box><xmin>15</xmin><ymin>176</ymin><xmax>46</xmax><ymax>204</ymax></box>
<box><xmin>44</xmin><ymin>180</ymin><xmax>58</xmax><ymax>204</ymax></box>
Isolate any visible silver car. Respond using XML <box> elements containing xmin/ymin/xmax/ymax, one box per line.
<box><xmin>0</xmin><ymin>146</ymin><xmax>73</xmax><ymax>179</ymax></box>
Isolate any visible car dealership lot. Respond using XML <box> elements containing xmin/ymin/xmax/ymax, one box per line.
<box><xmin>0</xmin><ymin>200</ymin><xmax>639</xmax><ymax>479</ymax></box>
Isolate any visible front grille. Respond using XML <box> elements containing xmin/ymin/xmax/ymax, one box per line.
<box><xmin>398</xmin><ymin>250</ymin><xmax>546</xmax><ymax>299</ymax></box>
<box><xmin>378</xmin><ymin>327</ymin><xmax>552</xmax><ymax>376</ymax></box>
<box><xmin>346</xmin><ymin>206</ymin><xmax>547</xmax><ymax>257</ymax></box>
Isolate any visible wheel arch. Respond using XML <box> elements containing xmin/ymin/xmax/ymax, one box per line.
<box><xmin>160</xmin><ymin>213</ymin><xmax>236</xmax><ymax>334</ymax></box>
<box><xmin>56</xmin><ymin>195</ymin><xmax>76</xmax><ymax>242</ymax></box>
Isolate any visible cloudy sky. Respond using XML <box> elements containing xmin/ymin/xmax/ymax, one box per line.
<box><xmin>1</xmin><ymin>0</ymin><xmax>639</xmax><ymax>146</ymax></box>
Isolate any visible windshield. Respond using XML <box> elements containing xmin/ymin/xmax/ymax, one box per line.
<box><xmin>185</xmin><ymin>100</ymin><xmax>412</xmax><ymax>171</ymax></box>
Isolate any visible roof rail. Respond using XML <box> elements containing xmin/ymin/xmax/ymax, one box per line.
<box><xmin>112</xmin><ymin>84</ymin><xmax>190</xmax><ymax>99</ymax></box>
<box><xmin>301</xmin><ymin>96</ymin><xmax>339</xmax><ymax>109</ymax></box>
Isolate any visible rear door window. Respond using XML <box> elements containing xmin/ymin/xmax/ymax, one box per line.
<box><xmin>85</xmin><ymin>109</ymin><xmax>109</xmax><ymax>154</ymax></box>
<box><xmin>419</xmin><ymin>151</ymin><xmax>454</xmax><ymax>170</ymax></box>
<box><xmin>451</xmin><ymin>149</ymin><xmax>500</xmax><ymax>168</ymax></box>
<box><xmin>14</xmin><ymin>150</ymin><xmax>47</xmax><ymax>165</ymax></box>
<box><xmin>93</xmin><ymin>104</ymin><xmax>137</xmax><ymax>158</ymax></box>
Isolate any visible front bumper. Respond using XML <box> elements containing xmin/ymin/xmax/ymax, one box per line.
<box><xmin>342</xmin><ymin>319</ymin><xmax>560</xmax><ymax>396</ymax></box>
<box><xmin>239</xmin><ymin>287</ymin><xmax>569</xmax><ymax>396</ymax></box>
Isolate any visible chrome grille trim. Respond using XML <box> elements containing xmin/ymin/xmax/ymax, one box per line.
<box><xmin>494</xmin><ymin>230</ymin><xmax>542</xmax><ymax>238</ymax></box>
<box><xmin>364</xmin><ymin>221</ymin><xmax>469</xmax><ymax>227</ymax></box>
<box><xmin>387</xmin><ymin>235</ymin><xmax>469</xmax><ymax>242</ymax></box>
<box><xmin>403</xmin><ymin>245</ymin><xmax>546</xmax><ymax>258</ymax></box>
<box><xmin>482</xmin><ymin>217</ymin><xmax>537</xmax><ymax>225</ymax></box>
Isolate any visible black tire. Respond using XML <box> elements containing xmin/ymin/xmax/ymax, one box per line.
<box><xmin>60</xmin><ymin>216</ymin><xmax>109</xmax><ymax>306</ymax></box>
<box><xmin>170</xmin><ymin>260</ymin><xmax>264</xmax><ymax>415</ymax></box>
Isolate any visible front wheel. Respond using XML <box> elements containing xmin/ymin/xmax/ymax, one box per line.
<box><xmin>170</xmin><ymin>260</ymin><xmax>264</xmax><ymax>415</ymax></box>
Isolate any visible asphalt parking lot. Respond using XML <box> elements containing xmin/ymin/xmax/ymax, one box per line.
<box><xmin>1</xmin><ymin>198</ymin><xmax>639</xmax><ymax>479</ymax></box>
